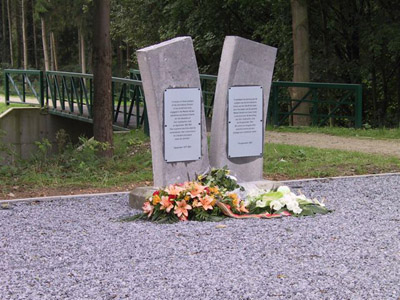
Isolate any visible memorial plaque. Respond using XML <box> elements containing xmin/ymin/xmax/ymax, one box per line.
<box><xmin>164</xmin><ymin>87</ymin><xmax>202</xmax><ymax>162</ymax></box>
<box><xmin>228</xmin><ymin>86</ymin><xmax>263</xmax><ymax>158</ymax></box>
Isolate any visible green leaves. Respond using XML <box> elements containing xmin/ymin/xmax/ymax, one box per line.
<box><xmin>198</xmin><ymin>166</ymin><xmax>243</xmax><ymax>192</ymax></box>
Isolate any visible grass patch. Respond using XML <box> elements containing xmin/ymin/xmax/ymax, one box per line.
<box><xmin>1</xmin><ymin>128</ymin><xmax>400</xmax><ymax>198</ymax></box>
<box><xmin>0</xmin><ymin>129</ymin><xmax>153</xmax><ymax>198</ymax></box>
<box><xmin>264</xmin><ymin>143</ymin><xmax>400</xmax><ymax>180</ymax></box>
<box><xmin>268</xmin><ymin>125</ymin><xmax>400</xmax><ymax>140</ymax></box>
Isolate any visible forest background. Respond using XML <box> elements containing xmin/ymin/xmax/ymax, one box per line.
<box><xmin>1</xmin><ymin>0</ymin><xmax>400</xmax><ymax>128</ymax></box>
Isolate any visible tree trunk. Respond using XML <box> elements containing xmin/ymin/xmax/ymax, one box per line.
<box><xmin>21</xmin><ymin>0</ymin><xmax>28</xmax><ymax>69</ymax></box>
<box><xmin>1</xmin><ymin>0</ymin><xmax>7</xmax><ymax>63</ymax></box>
<box><xmin>49</xmin><ymin>31</ymin><xmax>53</xmax><ymax>70</ymax></box>
<box><xmin>116</xmin><ymin>40</ymin><xmax>122</xmax><ymax>76</ymax></box>
<box><xmin>32</xmin><ymin>0</ymin><xmax>38</xmax><ymax>69</ymax></box>
<box><xmin>80</xmin><ymin>28</ymin><xmax>86</xmax><ymax>74</ymax></box>
<box><xmin>50</xmin><ymin>31</ymin><xmax>58</xmax><ymax>70</ymax></box>
<box><xmin>92</xmin><ymin>0</ymin><xmax>113</xmax><ymax>158</ymax></box>
<box><xmin>291</xmin><ymin>0</ymin><xmax>311</xmax><ymax>126</ymax></box>
<box><xmin>14</xmin><ymin>0</ymin><xmax>21</xmax><ymax>68</ymax></box>
<box><xmin>126</xmin><ymin>43</ymin><xmax>130</xmax><ymax>70</ymax></box>
<box><xmin>6</xmin><ymin>0</ymin><xmax>13</xmax><ymax>66</ymax></box>
<box><xmin>41</xmin><ymin>17</ymin><xmax>49</xmax><ymax>71</ymax></box>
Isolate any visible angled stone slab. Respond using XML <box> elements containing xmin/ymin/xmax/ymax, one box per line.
<box><xmin>137</xmin><ymin>37</ymin><xmax>209</xmax><ymax>187</ymax></box>
<box><xmin>210</xmin><ymin>36</ymin><xmax>277</xmax><ymax>182</ymax></box>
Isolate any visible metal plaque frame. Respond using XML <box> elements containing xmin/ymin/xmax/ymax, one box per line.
<box><xmin>227</xmin><ymin>85</ymin><xmax>264</xmax><ymax>158</ymax></box>
<box><xmin>164</xmin><ymin>87</ymin><xmax>202</xmax><ymax>162</ymax></box>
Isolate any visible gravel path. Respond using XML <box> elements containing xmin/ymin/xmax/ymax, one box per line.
<box><xmin>1</xmin><ymin>176</ymin><xmax>399</xmax><ymax>300</ymax></box>
<box><xmin>266</xmin><ymin>131</ymin><xmax>400</xmax><ymax>158</ymax></box>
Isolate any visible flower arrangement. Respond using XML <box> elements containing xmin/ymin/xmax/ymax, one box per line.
<box><xmin>244</xmin><ymin>185</ymin><xmax>329</xmax><ymax>217</ymax></box>
<box><xmin>124</xmin><ymin>167</ymin><xmax>330</xmax><ymax>223</ymax></box>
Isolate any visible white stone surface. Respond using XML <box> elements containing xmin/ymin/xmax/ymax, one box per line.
<box><xmin>210</xmin><ymin>36</ymin><xmax>277</xmax><ymax>182</ymax></box>
<box><xmin>137</xmin><ymin>37</ymin><xmax>210</xmax><ymax>187</ymax></box>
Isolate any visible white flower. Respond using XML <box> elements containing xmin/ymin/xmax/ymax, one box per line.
<box><xmin>277</xmin><ymin>186</ymin><xmax>291</xmax><ymax>195</ymax></box>
<box><xmin>270</xmin><ymin>200</ymin><xmax>283</xmax><ymax>211</ymax></box>
<box><xmin>292</xmin><ymin>206</ymin><xmax>302</xmax><ymax>214</ymax></box>
<box><xmin>286</xmin><ymin>200</ymin><xmax>300</xmax><ymax>212</ymax></box>
<box><xmin>280</xmin><ymin>194</ymin><xmax>294</xmax><ymax>205</ymax></box>
<box><xmin>227</xmin><ymin>175</ymin><xmax>238</xmax><ymax>182</ymax></box>
<box><xmin>256</xmin><ymin>200</ymin><xmax>267</xmax><ymax>208</ymax></box>
<box><xmin>246</xmin><ymin>188</ymin><xmax>265</xmax><ymax>198</ymax></box>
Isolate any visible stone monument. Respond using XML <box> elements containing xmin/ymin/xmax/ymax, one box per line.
<box><xmin>210</xmin><ymin>36</ymin><xmax>277</xmax><ymax>182</ymax></box>
<box><xmin>136</xmin><ymin>37</ymin><xmax>209</xmax><ymax>187</ymax></box>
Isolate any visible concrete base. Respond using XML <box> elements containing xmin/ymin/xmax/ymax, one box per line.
<box><xmin>0</xmin><ymin>107</ymin><xmax>93</xmax><ymax>162</ymax></box>
<box><xmin>129</xmin><ymin>186</ymin><xmax>158</xmax><ymax>210</ymax></box>
<box><xmin>128</xmin><ymin>180</ymin><xmax>281</xmax><ymax>210</ymax></box>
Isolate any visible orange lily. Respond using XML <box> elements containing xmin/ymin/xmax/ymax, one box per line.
<box><xmin>165</xmin><ymin>184</ymin><xmax>184</xmax><ymax>196</ymax></box>
<box><xmin>174</xmin><ymin>200</ymin><xmax>192</xmax><ymax>217</ymax></box>
<box><xmin>199</xmin><ymin>195</ymin><xmax>214</xmax><ymax>211</ymax></box>
<box><xmin>160</xmin><ymin>196</ymin><xmax>174</xmax><ymax>213</ymax></box>
<box><xmin>189</xmin><ymin>182</ymin><xmax>206</xmax><ymax>198</ymax></box>
<box><xmin>152</xmin><ymin>194</ymin><xmax>161</xmax><ymax>205</ymax></box>
<box><xmin>142</xmin><ymin>201</ymin><xmax>154</xmax><ymax>217</ymax></box>
<box><xmin>209</xmin><ymin>186</ymin><xmax>219</xmax><ymax>194</ymax></box>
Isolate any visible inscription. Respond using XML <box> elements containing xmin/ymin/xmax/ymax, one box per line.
<box><xmin>164</xmin><ymin>88</ymin><xmax>201</xmax><ymax>162</ymax></box>
<box><xmin>228</xmin><ymin>86</ymin><xmax>263</xmax><ymax>158</ymax></box>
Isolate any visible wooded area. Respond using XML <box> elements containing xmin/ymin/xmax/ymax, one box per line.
<box><xmin>1</xmin><ymin>0</ymin><xmax>400</xmax><ymax>127</ymax></box>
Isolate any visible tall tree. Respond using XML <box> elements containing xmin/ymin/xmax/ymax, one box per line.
<box><xmin>1</xmin><ymin>0</ymin><xmax>7</xmax><ymax>63</ymax></box>
<box><xmin>31</xmin><ymin>0</ymin><xmax>38</xmax><ymax>68</ymax></box>
<box><xmin>92</xmin><ymin>0</ymin><xmax>113</xmax><ymax>158</ymax></box>
<box><xmin>40</xmin><ymin>17</ymin><xmax>49</xmax><ymax>70</ymax></box>
<box><xmin>34</xmin><ymin>0</ymin><xmax>50</xmax><ymax>70</ymax></box>
<box><xmin>21</xmin><ymin>0</ymin><xmax>28</xmax><ymax>69</ymax></box>
<box><xmin>291</xmin><ymin>0</ymin><xmax>311</xmax><ymax>126</ymax></box>
<box><xmin>6</xmin><ymin>0</ymin><xmax>13</xmax><ymax>66</ymax></box>
<box><xmin>79</xmin><ymin>28</ymin><xmax>86</xmax><ymax>73</ymax></box>
<box><xmin>14</xmin><ymin>0</ymin><xmax>22</xmax><ymax>67</ymax></box>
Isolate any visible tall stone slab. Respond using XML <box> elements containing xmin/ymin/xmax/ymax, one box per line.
<box><xmin>137</xmin><ymin>37</ymin><xmax>209</xmax><ymax>187</ymax></box>
<box><xmin>210</xmin><ymin>36</ymin><xmax>277</xmax><ymax>182</ymax></box>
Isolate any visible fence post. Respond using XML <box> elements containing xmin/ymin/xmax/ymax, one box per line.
<box><xmin>39</xmin><ymin>71</ymin><xmax>44</xmax><ymax>107</ymax></box>
<box><xmin>4</xmin><ymin>71</ymin><xmax>9</xmax><ymax>105</ymax></box>
<box><xmin>355</xmin><ymin>85</ymin><xmax>362</xmax><ymax>128</ymax></box>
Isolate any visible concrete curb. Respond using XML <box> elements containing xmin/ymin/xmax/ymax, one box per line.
<box><xmin>0</xmin><ymin>191</ymin><xmax>130</xmax><ymax>204</ymax></box>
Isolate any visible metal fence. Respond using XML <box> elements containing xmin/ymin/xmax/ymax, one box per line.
<box><xmin>4</xmin><ymin>69</ymin><xmax>145</xmax><ymax>131</ymax></box>
<box><xmin>4</xmin><ymin>68</ymin><xmax>363</xmax><ymax>130</ymax></box>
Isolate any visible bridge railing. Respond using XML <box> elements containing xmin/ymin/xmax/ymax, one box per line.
<box><xmin>4</xmin><ymin>69</ymin><xmax>363</xmax><ymax>129</ymax></box>
<box><xmin>133</xmin><ymin>70</ymin><xmax>363</xmax><ymax>128</ymax></box>
<box><xmin>4</xmin><ymin>69</ymin><xmax>44</xmax><ymax>106</ymax></box>
<box><xmin>4</xmin><ymin>69</ymin><xmax>146</xmax><ymax>130</ymax></box>
<box><xmin>270</xmin><ymin>81</ymin><xmax>362</xmax><ymax>128</ymax></box>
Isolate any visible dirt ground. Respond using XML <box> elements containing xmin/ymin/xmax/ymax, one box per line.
<box><xmin>266</xmin><ymin>131</ymin><xmax>400</xmax><ymax>158</ymax></box>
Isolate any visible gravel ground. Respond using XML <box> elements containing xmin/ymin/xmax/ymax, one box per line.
<box><xmin>1</xmin><ymin>176</ymin><xmax>399</xmax><ymax>300</ymax></box>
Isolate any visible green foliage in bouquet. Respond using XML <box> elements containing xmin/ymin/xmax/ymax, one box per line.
<box><xmin>198</xmin><ymin>166</ymin><xmax>244</xmax><ymax>192</ymax></box>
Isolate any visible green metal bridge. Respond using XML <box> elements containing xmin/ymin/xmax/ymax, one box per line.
<box><xmin>3</xmin><ymin>69</ymin><xmax>363</xmax><ymax>131</ymax></box>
